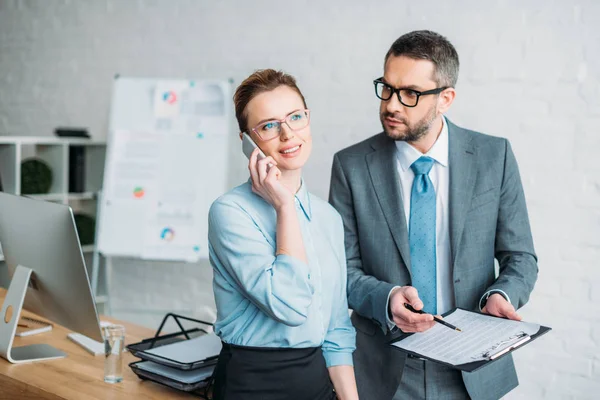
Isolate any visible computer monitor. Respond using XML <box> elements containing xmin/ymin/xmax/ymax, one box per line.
<box><xmin>0</xmin><ymin>192</ymin><xmax>103</xmax><ymax>363</ymax></box>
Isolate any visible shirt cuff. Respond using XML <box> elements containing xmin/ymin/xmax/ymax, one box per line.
<box><xmin>479</xmin><ymin>289</ymin><xmax>511</xmax><ymax>311</ymax></box>
<box><xmin>385</xmin><ymin>286</ymin><xmax>402</xmax><ymax>332</ymax></box>
<box><xmin>323</xmin><ymin>351</ymin><xmax>354</xmax><ymax>368</ymax></box>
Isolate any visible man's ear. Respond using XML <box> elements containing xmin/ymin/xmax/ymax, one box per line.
<box><xmin>438</xmin><ymin>88</ymin><xmax>456</xmax><ymax>114</ymax></box>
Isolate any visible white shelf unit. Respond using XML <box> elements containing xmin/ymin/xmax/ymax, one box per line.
<box><xmin>0</xmin><ymin>136</ymin><xmax>108</xmax><ymax>312</ymax></box>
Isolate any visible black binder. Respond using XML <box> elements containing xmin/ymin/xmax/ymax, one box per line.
<box><xmin>68</xmin><ymin>146</ymin><xmax>86</xmax><ymax>193</ymax></box>
<box><xmin>388</xmin><ymin>308</ymin><xmax>551</xmax><ymax>373</ymax></box>
<box><xmin>54</xmin><ymin>128</ymin><xmax>90</xmax><ymax>193</ymax></box>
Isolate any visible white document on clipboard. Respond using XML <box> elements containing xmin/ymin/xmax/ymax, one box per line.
<box><xmin>391</xmin><ymin>309</ymin><xmax>541</xmax><ymax>366</ymax></box>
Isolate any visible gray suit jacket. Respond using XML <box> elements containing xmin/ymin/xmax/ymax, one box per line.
<box><xmin>329</xmin><ymin>120</ymin><xmax>538</xmax><ymax>400</ymax></box>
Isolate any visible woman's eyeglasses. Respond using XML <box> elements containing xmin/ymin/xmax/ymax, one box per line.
<box><xmin>250</xmin><ymin>109</ymin><xmax>310</xmax><ymax>141</ymax></box>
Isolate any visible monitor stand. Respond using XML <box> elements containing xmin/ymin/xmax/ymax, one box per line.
<box><xmin>0</xmin><ymin>265</ymin><xmax>66</xmax><ymax>363</ymax></box>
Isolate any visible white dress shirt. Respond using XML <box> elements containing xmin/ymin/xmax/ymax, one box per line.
<box><xmin>385</xmin><ymin>117</ymin><xmax>510</xmax><ymax>329</ymax></box>
<box><xmin>394</xmin><ymin>116</ymin><xmax>454</xmax><ymax>315</ymax></box>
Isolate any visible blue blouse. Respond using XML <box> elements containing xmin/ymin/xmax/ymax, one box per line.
<box><xmin>208</xmin><ymin>181</ymin><xmax>355</xmax><ymax>367</ymax></box>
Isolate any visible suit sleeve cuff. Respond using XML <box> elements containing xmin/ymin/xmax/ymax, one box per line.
<box><xmin>479</xmin><ymin>289</ymin><xmax>511</xmax><ymax>311</ymax></box>
<box><xmin>385</xmin><ymin>286</ymin><xmax>402</xmax><ymax>332</ymax></box>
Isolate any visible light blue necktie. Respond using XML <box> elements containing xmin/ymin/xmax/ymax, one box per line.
<box><xmin>409</xmin><ymin>156</ymin><xmax>437</xmax><ymax>315</ymax></box>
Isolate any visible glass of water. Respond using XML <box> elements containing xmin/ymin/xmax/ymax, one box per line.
<box><xmin>104</xmin><ymin>324</ymin><xmax>125</xmax><ymax>383</ymax></box>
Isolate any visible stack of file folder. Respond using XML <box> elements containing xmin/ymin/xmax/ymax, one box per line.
<box><xmin>127</xmin><ymin>313</ymin><xmax>221</xmax><ymax>398</ymax></box>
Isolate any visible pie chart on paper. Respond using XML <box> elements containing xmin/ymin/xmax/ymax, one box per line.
<box><xmin>133</xmin><ymin>187</ymin><xmax>145</xmax><ymax>199</ymax></box>
<box><xmin>162</xmin><ymin>91</ymin><xmax>177</xmax><ymax>104</ymax></box>
<box><xmin>160</xmin><ymin>227</ymin><xmax>175</xmax><ymax>242</ymax></box>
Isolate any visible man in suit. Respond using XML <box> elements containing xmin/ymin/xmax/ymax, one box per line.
<box><xmin>329</xmin><ymin>30</ymin><xmax>538</xmax><ymax>400</ymax></box>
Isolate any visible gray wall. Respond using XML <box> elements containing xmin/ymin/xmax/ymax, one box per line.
<box><xmin>1</xmin><ymin>1</ymin><xmax>599</xmax><ymax>398</ymax></box>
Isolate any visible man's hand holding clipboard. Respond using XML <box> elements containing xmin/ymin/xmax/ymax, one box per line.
<box><xmin>481</xmin><ymin>293</ymin><xmax>522</xmax><ymax>321</ymax></box>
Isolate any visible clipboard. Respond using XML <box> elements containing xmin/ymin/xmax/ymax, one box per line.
<box><xmin>388</xmin><ymin>308</ymin><xmax>552</xmax><ymax>373</ymax></box>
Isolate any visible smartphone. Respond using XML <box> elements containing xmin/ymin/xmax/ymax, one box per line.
<box><xmin>242</xmin><ymin>132</ymin><xmax>266</xmax><ymax>160</ymax></box>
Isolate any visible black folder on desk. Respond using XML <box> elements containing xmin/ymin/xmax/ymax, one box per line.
<box><xmin>388</xmin><ymin>308</ymin><xmax>551</xmax><ymax>373</ymax></box>
<box><xmin>127</xmin><ymin>313</ymin><xmax>218</xmax><ymax>398</ymax></box>
<box><xmin>127</xmin><ymin>313</ymin><xmax>219</xmax><ymax>370</ymax></box>
<box><xmin>130</xmin><ymin>360</ymin><xmax>214</xmax><ymax>393</ymax></box>
<box><xmin>135</xmin><ymin>333</ymin><xmax>221</xmax><ymax>370</ymax></box>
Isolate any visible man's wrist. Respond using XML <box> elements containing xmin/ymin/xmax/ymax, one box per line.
<box><xmin>479</xmin><ymin>289</ymin><xmax>511</xmax><ymax>311</ymax></box>
<box><xmin>386</xmin><ymin>286</ymin><xmax>402</xmax><ymax>330</ymax></box>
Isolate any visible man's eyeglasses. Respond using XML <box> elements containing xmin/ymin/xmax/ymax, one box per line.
<box><xmin>250</xmin><ymin>109</ymin><xmax>311</xmax><ymax>141</ymax></box>
<box><xmin>373</xmin><ymin>78</ymin><xmax>448</xmax><ymax>108</ymax></box>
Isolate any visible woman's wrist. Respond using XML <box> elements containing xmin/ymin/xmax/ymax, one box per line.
<box><xmin>274</xmin><ymin>201</ymin><xmax>295</xmax><ymax>215</ymax></box>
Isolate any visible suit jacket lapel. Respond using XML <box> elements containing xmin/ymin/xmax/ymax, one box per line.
<box><xmin>448</xmin><ymin>121</ymin><xmax>476</xmax><ymax>266</ymax></box>
<box><xmin>367</xmin><ymin>134</ymin><xmax>412</xmax><ymax>274</ymax></box>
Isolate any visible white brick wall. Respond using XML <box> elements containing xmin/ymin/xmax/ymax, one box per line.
<box><xmin>1</xmin><ymin>1</ymin><xmax>598</xmax><ymax>398</ymax></box>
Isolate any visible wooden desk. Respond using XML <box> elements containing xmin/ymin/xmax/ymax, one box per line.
<box><xmin>0</xmin><ymin>288</ymin><xmax>200</xmax><ymax>399</ymax></box>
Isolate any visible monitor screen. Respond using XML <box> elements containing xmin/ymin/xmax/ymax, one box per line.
<box><xmin>0</xmin><ymin>192</ymin><xmax>103</xmax><ymax>343</ymax></box>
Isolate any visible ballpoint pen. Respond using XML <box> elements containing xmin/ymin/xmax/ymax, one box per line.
<box><xmin>404</xmin><ymin>303</ymin><xmax>462</xmax><ymax>332</ymax></box>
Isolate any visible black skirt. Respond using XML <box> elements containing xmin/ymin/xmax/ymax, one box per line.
<box><xmin>212</xmin><ymin>342</ymin><xmax>336</xmax><ymax>400</ymax></box>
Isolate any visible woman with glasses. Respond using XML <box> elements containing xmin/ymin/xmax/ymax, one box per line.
<box><xmin>208</xmin><ymin>69</ymin><xmax>358</xmax><ymax>400</ymax></box>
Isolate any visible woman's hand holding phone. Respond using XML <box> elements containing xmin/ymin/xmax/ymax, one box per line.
<box><xmin>248</xmin><ymin>148</ymin><xmax>294</xmax><ymax>211</ymax></box>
